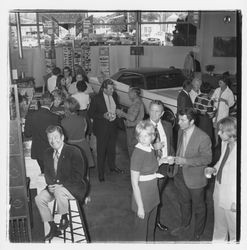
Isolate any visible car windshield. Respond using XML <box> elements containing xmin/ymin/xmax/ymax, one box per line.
<box><xmin>117</xmin><ymin>73</ymin><xmax>145</xmax><ymax>89</ymax></box>
<box><xmin>146</xmin><ymin>73</ymin><xmax>184</xmax><ymax>90</ymax></box>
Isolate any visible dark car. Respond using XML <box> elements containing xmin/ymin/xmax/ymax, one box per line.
<box><xmin>111</xmin><ymin>67</ymin><xmax>186</xmax><ymax>91</ymax></box>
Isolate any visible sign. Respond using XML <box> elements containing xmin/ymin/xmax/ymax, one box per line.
<box><xmin>99</xmin><ymin>47</ymin><xmax>110</xmax><ymax>79</ymax></box>
<box><xmin>130</xmin><ymin>46</ymin><xmax>144</xmax><ymax>55</ymax></box>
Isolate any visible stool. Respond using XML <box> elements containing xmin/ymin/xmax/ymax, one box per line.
<box><xmin>51</xmin><ymin>199</ymin><xmax>90</xmax><ymax>243</ymax></box>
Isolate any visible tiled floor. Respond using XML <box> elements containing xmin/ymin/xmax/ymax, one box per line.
<box><xmin>26</xmin><ymin>128</ymin><xmax>216</xmax><ymax>243</ymax></box>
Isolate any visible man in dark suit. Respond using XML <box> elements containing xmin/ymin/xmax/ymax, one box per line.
<box><xmin>88</xmin><ymin>79</ymin><xmax>123</xmax><ymax>182</ymax></box>
<box><xmin>171</xmin><ymin>108</ymin><xmax>212</xmax><ymax>240</ymax></box>
<box><xmin>35</xmin><ymin>125</ymin><xmax>87</xmax><ymax>241</ymax></box>
<box><xmin>148</xmin><ymin>100</ymin><xmax>175</xmax><ymax>232</ymax></box>
<box><xmin>177</xmin><ymin>79</ymin><xmax>193</xmax><ymax>114</ymax></box>
<box><xmin>24</xmin><ymin>92</ymin><xmax>60</xmax><ymax>174</ymax></box>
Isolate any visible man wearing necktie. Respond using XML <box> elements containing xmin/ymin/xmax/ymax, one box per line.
<box><xmin>148</xmin><ymin>100</ymin><xmax>175</xmax><ymax>232</ymax></box>
<box><xmin>208</xmin><ymin>117</ymin><xmax>237</xmax><ymax>241</ymax></box>
<box><xmin>171</xmin><ymin>108</ymin><xmax>212</xmax><ymax>241</ymax></box>
<box><xmin>88</xmin><ymin>79</ymin><xmax>124</xmax><ymax>182</ymax></box>
<box><xmin>35</xmin><ymin>125</ymin><xmax>87</xmax><ymax>241</ymax></box>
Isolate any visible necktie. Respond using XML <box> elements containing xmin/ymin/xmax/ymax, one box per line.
<box><xmin>108</xmin><ymin>95</ymin><xmax>111</xmax><ymax>111</ymax></box>
<box><xmin>54</xmin><ymin>150</ymin><xmax>59</xmax><ymax>174</ymax></box>
<box><xmin>181</xmin><ymin>131</ymin><xmax>187</xmax><ymax>157</ymax></box>
<box><xmin>216</xmin><ymin>143</ymin><xmax>230</xmax><ymax>184</ymax></box>
<box><xmin>154</xmin><ymin>125</ymin><xmax>163</xmax><ymax>160</ymax></box>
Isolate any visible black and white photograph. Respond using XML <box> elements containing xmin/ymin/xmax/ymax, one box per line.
<box><xmin>1</xmin><ymin>0</ymin><xmax>246</xmax><ymax>249</ymax></box>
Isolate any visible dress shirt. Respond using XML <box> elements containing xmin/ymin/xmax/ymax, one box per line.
<box><xmin>150</xmin><ymin>119</ymin><xmax>168</xmax><ymax>158</ymax></box>
<box><xmin>47</xmin><ymin>75</ymin><xmax>57</xmax><ymax>93</ymax></box>
<box><xmin>190</xmin><ymin>89</ymin><xmax>201</xmax><ymax>104</ymax></box>
<box><xmin>53</xmin><ymin>143</ymin><xmax>64</xmax><ymax>174</ymax></box>
<box><xmin>68</xmin><ymin>82</ymin><xmax>78</xmax><ymax>95</ymax></box>
<box><xmin>72</xmin><ymin>92</ymin><xmax>90</xmax><ymax>110</ymax></box>
<box><xmin>103</xmin><ymin>92</ymin><xmax>116</xmax><ymax>114</ymax></box>
<box><xmin>182</xmin><ymin>125</ymin><xmax>195</xmax><ymax>156</ymax></box>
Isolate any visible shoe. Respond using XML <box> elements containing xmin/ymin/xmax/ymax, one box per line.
<box><xmin>110</xmin><ymin>167</ymin><xmax>124</xmax><ymax>173</ymax></box>
<box><xmin>59</xmin><ymin>216</ymin><xmax>69</xmax><ymax>230</ymax></box>
<box><xmin>44</xmin><ymin>226</ymin><xmax>61</xmax><ymax>241</ymax></box>
<box><xmin>170</xmin><ymin>225</ymin><xmax>190</xmax><ymax>236</ymax></box>
<box><xmin>156</xmin><ymin>222</ymin><xmax>169</xmax><ymax>231</ymax></box>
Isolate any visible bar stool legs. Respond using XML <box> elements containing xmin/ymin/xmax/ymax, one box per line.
<box><xmin>50</xmin><ymin>199</ymin><xmax>90</xmax><ymax>243</ymax></box>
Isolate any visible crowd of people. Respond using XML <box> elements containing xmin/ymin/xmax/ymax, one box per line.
<box><xmin>23</xmin><ymin>65</ymin><xmax>237</xmax><ymax>242</ymax></box>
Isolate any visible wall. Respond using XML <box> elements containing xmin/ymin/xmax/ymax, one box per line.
<box><xmin>197</xmin><ymin>11</ymin><xmax>237</xmax><ymax>74</ymax></box>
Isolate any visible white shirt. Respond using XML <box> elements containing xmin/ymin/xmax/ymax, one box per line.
<box><xmin>103</xmin><ymin>92</ymin><xmax>116</xmax><ymax>114</ymax></box>
<box><xmin>190</xmin><ymin>89</ymin><xmax>201</xmax><ymax>104</ymax></box>
<box><xmin>68</xmin><ymin>82</ymin><xmax>78</xmax><ymax>95</ymax></box>
<box><xmin>211</xmin><ymin>86</ymin><xmax>235</xmax><ymax>123</ymax></box>
<box><xmin>47</xmin><ymin>75</ymin><xmax>57</xmax><ymax>93</ymax></box>
<box><xmin>182</xmin><ymin>124</ymin><xmax>195</xmax><ymax>155</ymax></box>
<box><xmin>150</xmin><ymin>119</ymin><xmax>168</xmax><ymax>158</ymax></box>
<box><xmin>53</xmin><ymin>143</ymin><xmax>64</xmax><ymax>159</ymax></box>
<box><xmin>72</xmin><ymin>92</ymin><xmax>90</xmax><ymax>110</ymax></box>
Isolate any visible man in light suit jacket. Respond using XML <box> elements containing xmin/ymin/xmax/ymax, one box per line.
<box><xmin>24</xmin><ymin>92</ymin><xmax>60</xmax><ymax>174</ymax></box>
<box><xmin>171</xmin><ymin>107</ymin><xmax>212</xmax><ymax>240</ymax></box>
<box><xmin>35</xmin><ymin>125</ymin><xmax>87</xmax><ymax>241</ymax></box>
<box><xmin>148</xmin><ymin>100</ymin><xmax>175</xmax><ymax>232</ymax></box>
<box><xmin>88</xmin><ymin>79</ymin><xmax>124</xmax><ymax>182</ymax></box>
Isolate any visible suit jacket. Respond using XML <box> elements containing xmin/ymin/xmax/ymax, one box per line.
<box><xmin>44</xmin><ymin>143</ymin><xmax>87</xmax><ymax>202</ymax></box>
<box><xmin>177</xmin><ymin>90</ymin><xmax>193</xmax><ymax>113</ymax></box>
<box><xmin>24</xmin><ymin>107</ymin><xmax>60</xmax><ymax>160</ymax></box>
<box><xmin>161</xmin><ymin>120</ymin><xmax>175</xmax><ymax>156</ymax></box>
<box><xmin>174</xmin><ymin>126</ymin><xmax>212</xmax><ymax>189</ymax></box>
<box><xmin>88</xmin><ymin>91</ymin><xmax>120</xmax><ymax>137</ymax></box>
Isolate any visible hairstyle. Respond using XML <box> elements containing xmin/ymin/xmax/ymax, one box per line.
<box><xmin>178</xmin><ymin>107</ymin><xmax>196</xmax><ymax>122</ymax></box>
<box><xmin>76</xmin><ymin>73</ymin><xmax>89</xmax><ymax>83</ymax></box>
<box><xmin>149</xmin><ymin>99</ymin><xmax>164</xmax><ymax>112</ymax></box>
<box><xmin>191</xmin><ymin>77</ymin><xmax>202</xmax><ymax>87</ymax></box>
<box><xmin>135</xmin><ymin>120</ymin><xmax>155</xmax><ymax>141</ymax></box>
<box><xmin>56</xmin><ymin>74</ymin><xmax>65</xmax><ymax>89</ymax></box>
<box><xmin>129</xmin><ymin>86</ymin><xmax>142</xmax><ymax>97</ymax></box>
<box><xmin>63</xmin><ymin>66</ymin><xmax>72</xmax><ymax>76</ymax></box>
<box><xmin>39</xmin><ymin>92</ymin><xmax>53</xmax><ymax>106</ymax></box>
<box><xmin>182</xmin><ymin>79</ymin><xmax>192</xmax><ymax>90</ymax></box>
<box><xmin>200</xmin><ymin>82</ymin><xmax>212</xmax><ymax>94</ymax></box>
<box><xmin>218</xmin><ymin>74</ymin><xmax>230</xmax><ymax>87</ymax></box>
<box><xmin>45</xmin><ymin>125</ymin><xmax>64</xmax><ymax>136</ymax></box>
<box><xmin>51</xmin><ymin>89</ymin><xmax>65</xmax><ymax>101</ymax></box>
<box><xmin>64</xmin><ymin>97</ymin><xmax>80</xmax><ymax>114</ymax></box>
<box><xmin>52</xmin><ymin>67</ymin><xmax>61</xmax><ymax>76</ymax></box>
<box><xmin>76</xmin><ymin>80</ymin><xmax>87</xmax><ymax>92</ymax></box>
<box><xmin>101</xmin><ymin>78</ymin><xmax>114</xmax><ymax>90</ymax></box>
<box><xmin>218</xmin><ymin>116</ymin><xmax>237</xmax><ymax>139</ymax></box>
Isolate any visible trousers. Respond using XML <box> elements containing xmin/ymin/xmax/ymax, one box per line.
<box><xmin>174</xmin><ymin>168</ymin><xmax>206</xmax><ymax>236</ymax></box>
<box><xmin>35</xmin><ymin>186</ymin><xmax>74</xmax><ymax>222</ymax></box>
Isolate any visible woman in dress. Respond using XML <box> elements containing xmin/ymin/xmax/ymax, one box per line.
<box><xmin>61</xmin><ymin>97</ymin><xmax>94</xmax><ymax>169</ymax></box>
<box><xmin>131</xmin><ymin>120</ymin><xmax>161</xmax><ymax>241</ymax></box>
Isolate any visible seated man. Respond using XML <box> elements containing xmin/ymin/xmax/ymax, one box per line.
<box><xmin>35</xmin><ymin>125</ymin><xmax>87</xmax><ymax>241</ymax></box>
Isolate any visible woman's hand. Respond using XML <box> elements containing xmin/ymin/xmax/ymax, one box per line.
<box><xmin>137</xmin><ymin>206</ymin><xmax>145</xmax><ymax>219</ymax></box>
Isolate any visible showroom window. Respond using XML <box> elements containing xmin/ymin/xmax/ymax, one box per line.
<box><xmin>9</xmin><ymin>11</ymin><xmax>198</xmax><ymax>48</ymax></box>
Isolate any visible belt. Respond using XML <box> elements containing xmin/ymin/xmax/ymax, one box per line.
<box><xmin>139</xmin><ymin>173</ymin><xmax>164</xmax><ymax>181</ymax></box>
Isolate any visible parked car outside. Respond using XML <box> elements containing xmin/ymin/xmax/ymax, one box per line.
<box><xmin>105</xmin><ymin>37</ymin><xmax>121</xmax><ymax>45</ymax></box>
<box><xmin>142</xmin><ymin>37</ymin><xmax>161</xmax><ymax>46</ymax></box>
<box><xmin>89</xmin><ymin>67</ymin><xmax>186</xmax><ymax>126</ymax></box>
<box><xmin>120</xmin><ymin>37</ymin><xmax>135</xmax><ymax>45</ymax></box>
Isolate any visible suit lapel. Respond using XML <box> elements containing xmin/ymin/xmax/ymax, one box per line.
<box><xmin>176</xmin><ymin>129</ymin><xmax>183</xmax><ymax>156</ymax></box>
<box><xmin>99</xmin><ymin>92</ymin><xmax>108</xmax><ymax>113</ymax></box>
<box><xmin>56</xmin><ymin>144</ymin><xmax>66</xmax><ymax>176</ymax></box>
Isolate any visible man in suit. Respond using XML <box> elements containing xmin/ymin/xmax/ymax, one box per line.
<box><xmin>88</xmin><ymin>79</ymin><xmax>124</xmax><ymax>182</ymax></box>
<box><xmin>177</xmin><ymin>79</ymin><xmax>193</xmax><ymax>114</ymax></box>
<box><xmin>148</xmin><ymin>100</ymin><xmax>175</xmax><ymax>232</ymax></box>
<box><xmin>171</xmin><ymin>107</ymin><xmax>212</xmax><ymax>240</ymax></box>
<box><xmin>24</xmin><ymin>92</ymin><xmax>60</xmax><ymax>174</ymax></box>
<box><xmin>35</xmin><ymin>125</ymin><xmax>87</xmax><ymax>241</ymax></box>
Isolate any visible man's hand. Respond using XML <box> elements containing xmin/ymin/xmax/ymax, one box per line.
<box><xmin>103</xmin><ymin>112</ymin><xmax>110</xmax><ymax>120</ymax></box>
<box><xmin>48</xmin><ymin>184</ymin><xmax>63</xmax><ymax>193</ymax></box>
<box><xmin>153</xmin><ymin>141</ymin><xmax>164</xmax><ymax>150</ymax></box>
<box><xmin>175</xmin><ymin>157</ymin><xmax>187</xmax><ymax>166</ymax></box>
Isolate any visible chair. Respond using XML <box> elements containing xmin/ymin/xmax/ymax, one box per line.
<box><xmin>51</xmin><ymin>198</ymin><xmax>90</xmax><ymax>243</ymax></box>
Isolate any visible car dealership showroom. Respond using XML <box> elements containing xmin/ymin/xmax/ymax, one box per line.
<box><xmin>6</xmin><ymin>7</ymin><xmax>243</xmax><ymax>245</ymax></box>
